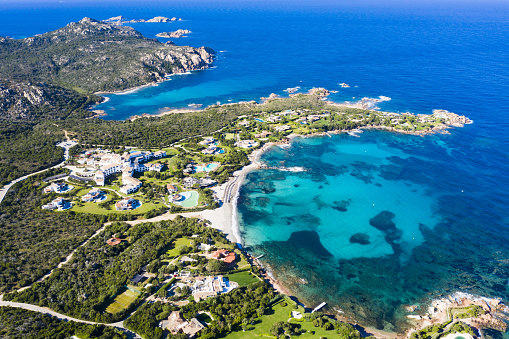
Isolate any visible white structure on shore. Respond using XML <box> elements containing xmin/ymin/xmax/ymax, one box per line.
<box><xmin>88</xmin><ymin>150</ymin><xmax>166</xmax><ymax>194</ymax></box>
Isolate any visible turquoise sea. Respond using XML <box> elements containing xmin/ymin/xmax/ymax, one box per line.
<box><xmin>2</xmin><ymin>0</ymin><xmax>509</xmax><ymax>333</ymax></box>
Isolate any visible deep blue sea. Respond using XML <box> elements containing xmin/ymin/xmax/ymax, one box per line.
<box><xmin>2</xmin><ymin>0</ymin><xmax>509</xmax><ymax>333</ymax></box>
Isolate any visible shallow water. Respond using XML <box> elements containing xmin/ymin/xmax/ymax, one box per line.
<box><xmin>238</xmin><ymin>130</ymin><xmax>509</xmax><ymax>331</ymax></box>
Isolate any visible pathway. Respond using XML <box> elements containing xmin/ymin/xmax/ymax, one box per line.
<box><xmin>16</xmin><ymin>223</ymin><xmax>108</xmax><ymax>293</ymax></box>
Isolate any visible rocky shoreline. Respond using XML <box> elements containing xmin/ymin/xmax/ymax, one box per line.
<box><xmin>156</xmin><ymin>29</ymin><xmax>192</xmax><ymax>38</ymax></box>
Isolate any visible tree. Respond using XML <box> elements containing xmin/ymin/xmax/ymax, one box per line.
<box><xmin>206</xmin><ymin>259</ymin><xmax>226</xmax><ymax>272</ymax></box>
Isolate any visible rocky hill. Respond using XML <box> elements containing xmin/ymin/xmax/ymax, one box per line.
<box><xmin>0</xmin><ymin>80</ymin><xmax>95</xmax><ymax>121</ymax></box>
<box><xmin>0</xmin><ymin>17</ymin><xmax>214</xmax><ymax>93</ymax></box>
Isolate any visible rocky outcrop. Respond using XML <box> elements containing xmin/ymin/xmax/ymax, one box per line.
<box><xmin>103</xmin><ymin>16</ymin><xmax>182</xmax><ymax>23</ymax></box>
<box><xmin>146</xmin><ymin>16</ymin><xmax>179</xmax><ymax>23</ymax></box>
<box><xmin>156</xmin><ymin>29</ymin><xmax>192</xmax><ymax>38</ymax></box>
<box><xmin>432</xmin><ymin>109</ymin><xmax>473</xmax><ymax>127</ymax></box>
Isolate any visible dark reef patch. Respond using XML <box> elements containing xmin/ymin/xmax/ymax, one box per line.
<box><xmin>287</xmin><ymin>230</ymin><xmax>333</xmax><ymax>258</ymax></box>
<box><xmin>369</xmin><ymin>210</ymin><xmax>402</xmax><ymax>255</ymax></box>
<box><xmin>350</xmin><ymin>233</ymin><xmax>371</xmax><ymax>245</ymax></box>
<box><xmin>332</xmin><ymin>199</ymin><xmax>351</xmax><ymax>212</ymax></box>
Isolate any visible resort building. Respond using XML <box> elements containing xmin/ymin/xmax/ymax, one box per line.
<box><xmin>199</xmin><ymin>178</ymin><xmax>217</xmax><ymax>188</ymax></box>
<box><xmin>120</xmin><ymin>176</ymin><xmax>142</xmax><ymax>195</ymax></box>
<box><xmin>183</xmin><ymin>177</ymin><xmax>199</xmax><ymax>189</ymax></box>
<box><xmin>94</xmin><ymin>170</ymin><xmax>105</xmax><ymax>186</ymax></box>
<box><xmin>90</xmin><ymin>149</ymin><xmax>166</xmax><ymax>193</ymax></box>
<box><xmin>43</xmin><ymin>182</ymin><xmax>69</xmax><ymax>194</ymax></box>
<box><xmin>153</xmin><ymin>150</ymin><xmax>166</xmax><ymax>159</ymax></box>
<box><xmin>81</xmin><ymin>188</ymin><xmax>103</xmax><ymax>202</ymax></box>
<box><xmin>115</xmin><ymin>197</ymin><xmax>137</xmax><ymax>210</ymax></box>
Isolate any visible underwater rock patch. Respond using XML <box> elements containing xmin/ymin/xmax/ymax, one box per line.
<box><xmin>332</xmin><ymin>199</ymin><xmax>351</xmax><ymax>212</ymax></box>
<box><xmin>350</xmin><ymin>233</ymin><xmax>371</xmax><ymax>245</ymax></box>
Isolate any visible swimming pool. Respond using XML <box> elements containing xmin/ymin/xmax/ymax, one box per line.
<box><xmin>179</xmin><ymin>191</ymin><xmax>199</xmax><ymax>208</ymax></box>
<box><xmin>254</xmin><ymin>118</ymin><xmax>264</xmax><ymax>122</ymax></box>
<box><xmin>194</xmin><ymin>163</ymin><xmax>219</xmax><ymax>172</ymax></box>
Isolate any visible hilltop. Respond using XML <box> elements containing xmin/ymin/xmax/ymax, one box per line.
<box><xmin>0</xmin><ymin>18</ymin><xmax>214</xmax><ymax>94</ymax></box>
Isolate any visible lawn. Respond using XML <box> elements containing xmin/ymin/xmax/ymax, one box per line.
<box><xmin>105</xmin><ymin>286</ymin><xmax>141</xmax><ymax>314</ymax></box>
<box><xmin>166</xmin><ymin>237</ymin><xmax>194</xmax><ymax>257</ymax></box>
<box><xmin>226</xmin><ymin>271</ymin><xmax>260</xmax><ymax>287</ymax></box>
<box><xmin>222</xmin><ymin>300</ymin><xmax>335</xmax><ymax>339</ymax></box>
<box><xmin>71</xmin><ymin>194</ymin><xmax>161</xmax><ymax>215</ymax></box>
<box><xmin>225</xmin><ymin>133</ymin><xmax>235</xmax><ymax>140</ymax></box>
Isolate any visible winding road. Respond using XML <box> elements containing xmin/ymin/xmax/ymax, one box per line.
<box><xmin>0</xmin><ymin>139</ymin><xmax>76</xmax><ymax>205</ymax></box>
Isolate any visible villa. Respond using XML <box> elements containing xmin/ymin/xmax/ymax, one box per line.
<box><xmin>115</xmin><ymin>197</ymin><xmax>137</xmax><ymax>210</ymax></box>
<box><xmin>199</xmin><ymin>137</ymin><xmax>216</xmax><ymax>146</ymax></box>
<box><xmin>255</xmin><ymin>131</ymin><xmax>272</xmax><ymax>138</ymax></box>
<box><xmin>278</xmin><ymin>110</ymin><xmax>296</xmax><ymax>116</ymax></box>
<box><xmin>162</xmin><ymin>311</ymin><xmax>204</xmax><ymax>338</ymax></box>
<box><xmin>201</xmin><ymin>145</ymin><xmax>217</xmax><ymax>155</ymax></box>
<box><xmin>42</xmin><ymin>197</ymin><xmax>70</xmax><ymax>211</ymax></box>
<box><xmin>235</xmin><ymin>140</ymin><xmax>258</xmax><ymax>148</ymax></box>
<box><xmin>81</xmin><ymin>188</ymin><xmax>103</xmax><ymax>202</ymax></box>
<box><xmin>238</xmin><ymin>120</ymin><xmax>250</xmax><ymax>127</ymax></box>
<box><xmin>274</xmin><ymin>125</ymin><xmax>291</xmax><ymax>132</ymax></box>
<box><xmin>167</xmin><ymin>184</ymin><xmax>178</xmax><ymax>194</ymax></box>
<box><xmin>192</xmin><ymin>275</ymin><xmax>239</xmax><ymax>302</ymax></box>
<box><xmin>211</xmin><ymin>249</ymin><xmax>237</xmax><ymax>268</ymax></box>
<box><xmin>266</xmin><ymin>115</ymin><xmax>281</xmax><ymax>123</ymax></box>
<box><xmin>43</xmin><ymin>182</ymin><xmax>69</xmax><ymax>194</ymax></box>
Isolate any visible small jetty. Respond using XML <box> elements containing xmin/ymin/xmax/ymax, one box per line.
<box><xmin>254</xmin><ymin>254</ymin><xmax>264</xmax><ymax>260</ymax></box>
<box><xmin>312</xmin><ymin>302</ymin><xmax>327</xmax><ymax>313</ymax></box>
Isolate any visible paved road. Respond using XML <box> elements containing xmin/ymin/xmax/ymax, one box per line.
<box><xmin>0</xmin><ymin>300</ymin><xmax>141</xmax><ymax>338</ymax></box>
<box><xmin>0</xmin><ymin>141</ymin><xmax>75</xmax><ymax>205</ymax></box>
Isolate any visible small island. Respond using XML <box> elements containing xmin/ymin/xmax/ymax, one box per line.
<box><xmin>103</xmin><ymin>15</ymin><xmax>182</xmax><ymax>23</ymax></box>
<box><xmin>156</xmin><ymin>29</ymin><xmax>192</xmax><ymax>38</ymax></box>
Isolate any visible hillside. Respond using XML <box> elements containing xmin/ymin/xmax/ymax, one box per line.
<box><xmin>0</xmin><ymin>80</ymin><xmax>95</xmax><ymax>121</ymax></box>
<box><xmin>0</xmin><ymin>17</ymin><xmax>215</xmax><ymax>93</ymax></box>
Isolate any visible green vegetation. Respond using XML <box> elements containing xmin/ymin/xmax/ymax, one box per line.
<box><xmin>105</xmin><ymin>286</ymin><xmax>142</xmax><ymax>314</ymax></box>
<box><xmin>5</xmin><ymin>218</ymin><xmax>226</xmax><ymax>323</ymax></box>
<box><xmin>0</xmin><ymin>307</ymin><xmax>126</xmax><ymax>339</ymax></box>
<box><xmin>0</xmin><ymin>169</ymin><xmax>106</xmax><ymax>293</ymax></box>
<box><xmin>226</xmin><ymin>271</ymin><xmax>260</xmax><ymax>287</ymax></box>
<box><xmin>166</xmin><ymin>237</ymin><xmax>194</xmax><ymax>257</ymax></box>
<box><xmin>0</xmin><ymin>18</ymin><xmax>213</xmax><ymax>94</ymax></box>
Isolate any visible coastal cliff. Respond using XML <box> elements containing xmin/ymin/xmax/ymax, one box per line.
<box><xmin>0</xmin><ymin>17</ymin><xmax>214</xmax><ymax>93</ymax></box>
